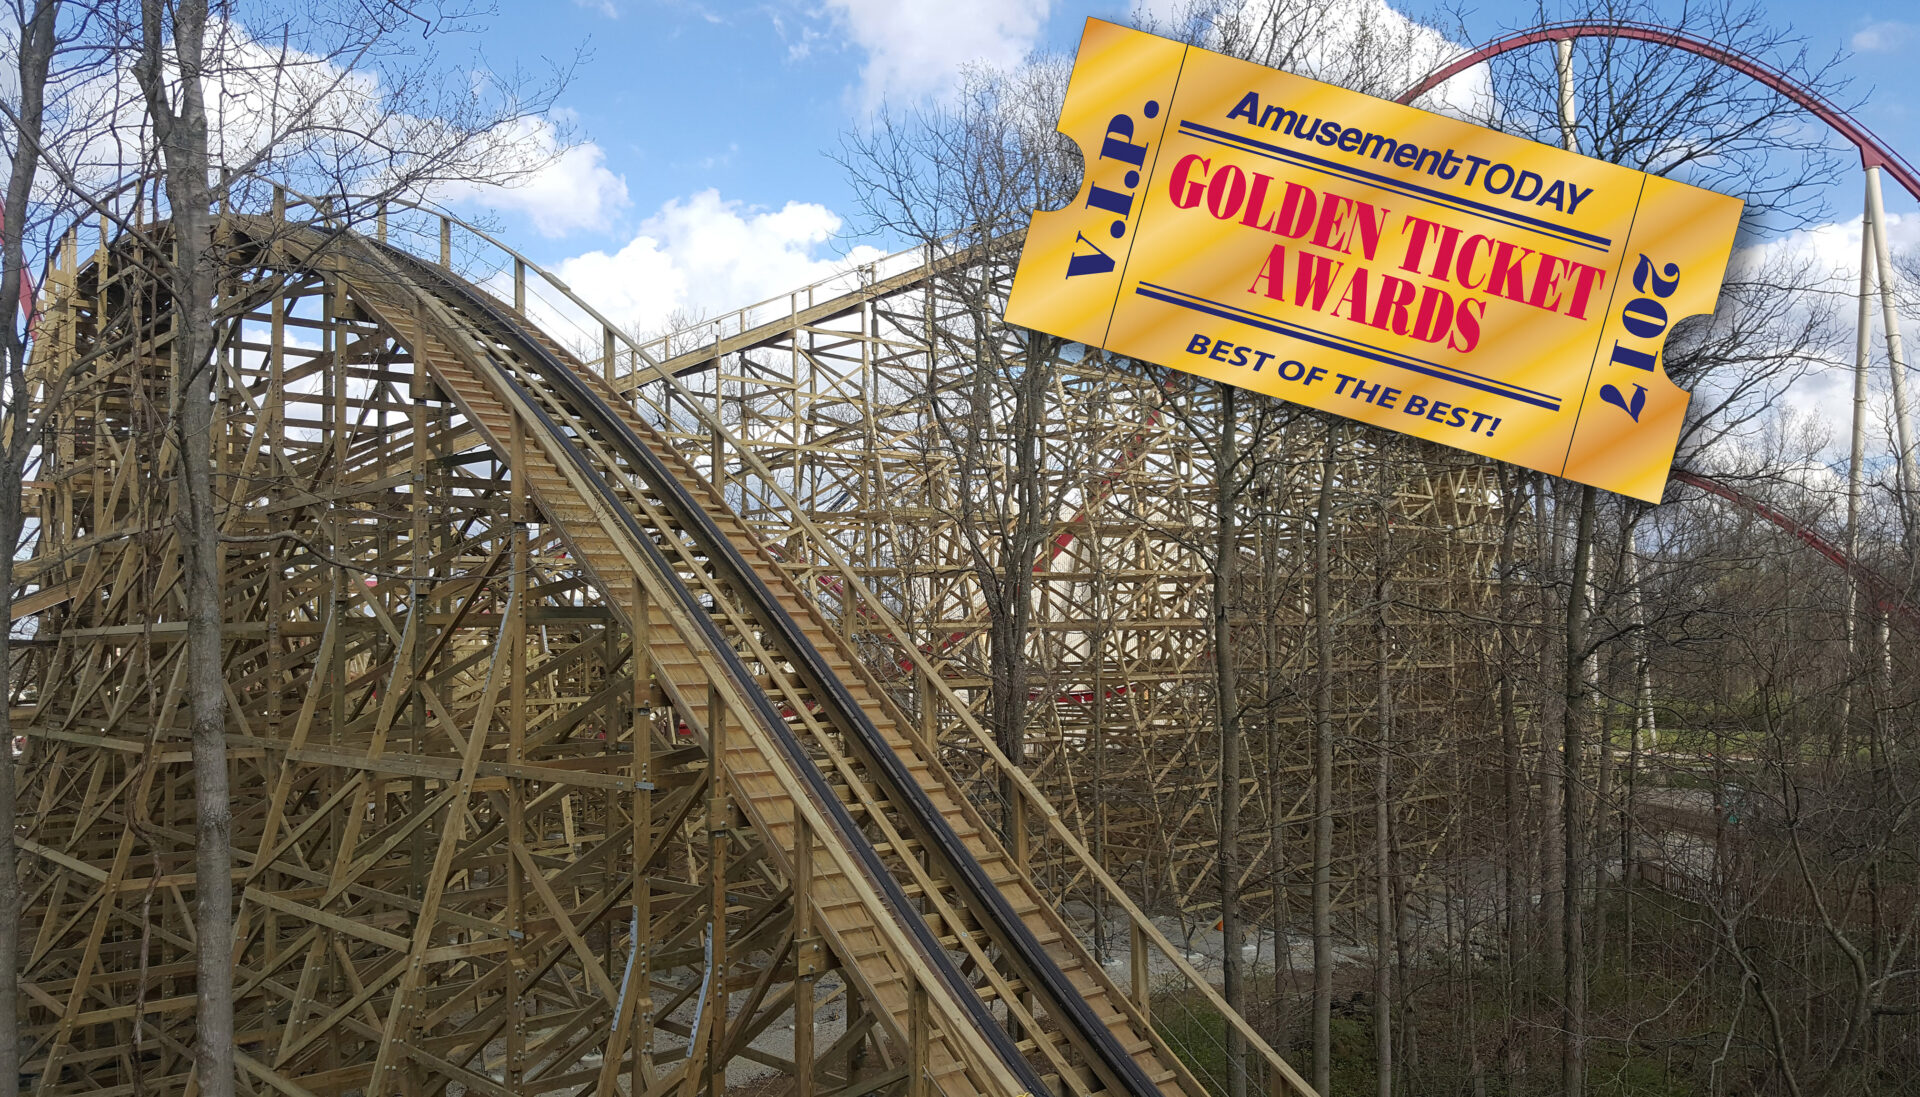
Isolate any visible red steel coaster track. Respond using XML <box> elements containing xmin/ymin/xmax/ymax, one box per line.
<box><xmin>1394</xmin><ymin>20</ymin><xmax>1920</xmax><ymax>628</ymax></box>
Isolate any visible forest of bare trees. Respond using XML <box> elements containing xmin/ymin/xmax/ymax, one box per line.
<box><xmin>831</xmin><ymin>1</ymin><xmax>1920</xmax><ymax>1095</ymax></box>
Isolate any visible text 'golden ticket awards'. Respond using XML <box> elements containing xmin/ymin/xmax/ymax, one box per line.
<box><xmin>1006</xmin><ymin>19</ymin><xmax>1743</xmax><ymax>503</ymax></box>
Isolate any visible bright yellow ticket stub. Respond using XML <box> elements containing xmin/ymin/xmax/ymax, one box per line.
<box><xmin>1006</xmin><ymin>19</ymin><xmax>1743</xmax><ymax>503</ymax></box>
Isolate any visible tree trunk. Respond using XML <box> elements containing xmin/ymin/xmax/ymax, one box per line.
<box><xmin>136</xmin><ymin>3</ymin><xmax>234</xmax><ymax>1094</ymax></box>
<box><xmin>1312</xmin><ymin>426</ymin><xmax>1336</xmax><ymax>1097</ymax></box>
<box><xmin>1561</xmin><ymin>485</ymin><xmax>1596</xmax><ymax>1097</ymax></box>
<box><xmin>1215</xmin><ymin>384</ymin><xmax>1246</xmax><ymax>1097</ymax></box>
<box><xmin>1591</xmin><ymin>720</ymin><xmax>1612</xmax><ymax>947</ymax></box>
<box><xmin>1373</xmin><ymin>472</ymin><xmax>1394</xmax><ymax>1097</ymax></box>
<box><xmin>984</xmin><ymin>335</ymin><xmax>1048</xmax><ymax>831</ymax></box>
<box><xmin>1264</xmin><ymin>484</ymin><xmax>1292</xmax><ymax>1041</ymax></box>
<box><xmin>991</xmin><ymin>614</ymin><xmax>1029</xmax><ymax>767</ymax></box>
<box><xmin>0</xmin><ymin>509</ymin><xmax>19</xmax><ymax>1097</ymax></box>
<box><xmin>1538</xmin><ymin>482</ymin><xmax>1564</xmax><ymax>998</ymax></box>
<box><xmin>1493</xmin><ymin>470</ymin><xmax>1525</xmax><ymax>1088</ymax></box>
<box><xmin>0</xmin><ymin>6</ymin><xmax>61</xmax><ymax>1096</ymax></box>
<box><xmin>1622</xmin><ymin>531</ymin><xmax>1648</xmax><ymax>970</ymax></box>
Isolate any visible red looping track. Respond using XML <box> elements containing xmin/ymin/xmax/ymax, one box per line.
<box><xmin>1391</xmin><ymin>21</ymin><xmax>1920</xmax><ymax>629</ymax></box>
<box><xmin>1670</xmin><ymin>471</ymin><xmax>1919</xmax><ymax>629</ymax></box>
<box><xmin>1392</xmin><ymin>19</ymin><xmax>1920</xmax><ymax>194</ymax></box>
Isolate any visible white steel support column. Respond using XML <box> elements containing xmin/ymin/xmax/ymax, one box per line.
<box><xmin>1846</xmin><ymin>177</ymin><xmax>1876</xmax><ymax>730</ymax></box>
<box><xmin>1865</xmin><ymin>165</ymin><xmax>1919</xmax><ymax>537</ymax></box>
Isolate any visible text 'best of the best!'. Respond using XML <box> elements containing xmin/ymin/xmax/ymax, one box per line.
<box><xmin>1006</xmin><ymin>19</ymin><xmax>1744</xmax><ymax>503</ymax></box>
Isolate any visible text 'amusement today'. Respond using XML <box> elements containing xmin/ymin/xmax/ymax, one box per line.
<box><xmin>1225</xmin><ymin>91</ymin><xmax>1597</xmax><ymax>214</ymax></box>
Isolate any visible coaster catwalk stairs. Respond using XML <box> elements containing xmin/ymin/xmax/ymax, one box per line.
<box><xmin>10</xmin><ymin>199</ymin><xmax>1311</xmax><ymax>1097</ymax></box>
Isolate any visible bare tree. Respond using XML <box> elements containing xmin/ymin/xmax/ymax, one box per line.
<box><xmin>837</xmin><ymin>60</ymin><xmax>1086</xmax><ymax>791</ymax></box>
<box><xmin>0</xmin><ymin>8</ymin><xmax>59</xmax><ymax>1095</ymax></box>
<box><xmin>1310</xmin><ymin>425</ymin><xmax>1336</xmax><ymax>1097</ymax></box>
<box><xmin>53</xmin><ymin>3</ymin><xmax>579</xmax><ymax>1088</ymax></box>
<box><xmin>1133</xmin><ymin>368</ymin><xmax>1306</xmax><ymax>1096</ymax></box>
<box><xmin>0</xmin><ymin>5</ymin><xmax>122</xmax><ymax>1091</ymax></box>
<box><xmin>127</xmin><ymin>7</ymin><xmax>237</xmax><ymax>1089</ymax></box>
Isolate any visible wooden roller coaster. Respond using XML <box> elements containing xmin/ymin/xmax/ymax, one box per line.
<box><xmin>6</xmin><ymin>192</ymin><xmax>1512</xmax><ymax>1097</ymax></box>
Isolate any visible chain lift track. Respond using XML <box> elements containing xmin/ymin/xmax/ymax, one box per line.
<box><xmin>370</xmin><ymin>237</ymin><xmax>1169</xmax><ymax>1097</ymax></box>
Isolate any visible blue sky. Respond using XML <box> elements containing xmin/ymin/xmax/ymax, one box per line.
<box><xmin>437</xmin><ymin>0</ymin><xmax>1920</xmax><ymax>345</ymax></box>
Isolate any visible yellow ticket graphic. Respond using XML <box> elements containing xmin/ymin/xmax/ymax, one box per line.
<box><xmin>1006</xmin><ymin>19</ymin><xmax>1743</xmax><ymax>503</ymax></box>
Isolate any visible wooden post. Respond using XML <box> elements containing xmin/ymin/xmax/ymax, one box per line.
<box><xmin>410</xmin><ymin>308</ymin><xmax>433</xmax><ymax>903</ymax></box>
<box><xmin>633</xmin><ymin>579</ymin><xmax>656</xmax><ymax>1092</ymax></box>
<box><xmin>1131</xmin><ymin>919</ymin><xmax>1150</xmax><ymax>1012</ymax></box>
<box><xmin>918</xmin><ymin>670</ymin><xmax>939</xmax><ymax>756</ymax></box>
<box><xmin>308</xmin><ymin>349</ymin><xmax>352</xmax><ymax>958</ymax></box>
<box><xmin>793</xmin><ymin>814</ymin><xmax>817</xmax><ymax>1097</ymax></box>
<box><xmin>711</xmin><ymin>384</ymin><xmax>726</xmax><ymax>498</ymax></box>
<box><xmin>1010</xmin><ymin>794</ymin><xmax>1029</xmax><ymax>872</ymax></box>
<box><xmin>506</xmin><ymin>417</ymin><xmax>530</xmax><ymax>1090</ymax></box>
<box><xmin>908</xmin><ymin>981</ymin><xmax>930</xmax><ymax>1097</ymax></box>
<box><xmin>708</xmin><ymin>685</ymin><xmax>730</xmax><ymax>1097</ymax></box>
<box><xmin>266</xmin><ymin>557</ymin><xmax>283</xmax><ymax>745</ymax></box>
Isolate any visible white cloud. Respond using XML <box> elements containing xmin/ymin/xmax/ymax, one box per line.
<box><xmin>439</xmin><ymin>117</ymin><xmax>629</xmax><ymax>237</ymax></box>
<box><xmin>1126</xmin><ymin>0</ymin><xmax>1491</xmax><ymax>118</ymax></box>
<box><xmin>546</xmin><ymin>189</ymin><xmax>887</xmax><ymax>338</ymax></box>
<box><xmin>1725</xmin><ymin>211</ymin><xmax>1920</xmax><ymax>461</ymax></box>
<box><xmin>45</xmin><ymin>19</ymin><xmax>397</xmax><ymax>193</ymax></box>
<box><xmin>40</xmin><ymin>18</ymin><xmax>630</xmax><ymax>242</ymax></box>
<box><xmin>1216</xmin><ymin>0</ymin><xmax>1492</xmax><ymax>118</ymax></box>
<box><xmin>1852</xmin><ymin>20</ymin><xmax>1914</xmax><ymax>53</ymax></box>
<box><xmin>823</xmin><ymin>0</ymin><xmax>1049</xmax><ymax>107</ymax></box>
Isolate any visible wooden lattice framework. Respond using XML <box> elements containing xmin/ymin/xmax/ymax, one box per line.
<box><xmin>5</xmin><ymin>198</ymin><xmax>1512</xmax><ymax>1097</ymax></box>
<box><xmin>623</xmin><ymin>242</ymin><xmax>1513</xmax><ymax>933</ymax></box>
